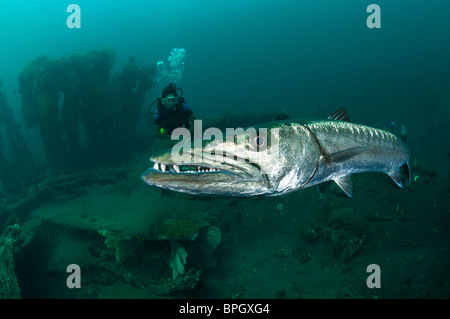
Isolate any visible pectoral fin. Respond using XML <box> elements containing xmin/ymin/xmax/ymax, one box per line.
<box><xmin>325</xmin><ymin>147</ymin><xmax>367</xmax><ymax>164</ymax></box>
<box><xmin>334</xmin><ymin>175</ymin><xmax>353</xmax><ymax>197</ymax></box>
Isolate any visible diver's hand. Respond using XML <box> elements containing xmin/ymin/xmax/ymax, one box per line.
<box><xmin>156</xmin><ymin>127</ymin><xmax>170</xmax><ymax>139</ymax></box>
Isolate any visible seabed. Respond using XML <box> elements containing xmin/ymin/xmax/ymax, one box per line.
<box><xmin>1</xmin><ymin>157</ymin><xmax>448</xmax><ymax>299</ymax></box>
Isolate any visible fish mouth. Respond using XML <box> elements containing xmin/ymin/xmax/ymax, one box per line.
<box><xmin>141</xmin><ymin>152</ymin><xmax>264</xmax><ymax>195</ymax></box>
<box><xmin>151</xmin><ymin>161</ymin><xmax>231</xmax><ymax>175</ymax></box>
<box><xmin>147</xmin><ymin>157</ymin><xmax>258</xmax><ymax>177</ymax></box>
<box><xmin>143</xmin><ymin>157</ymin><xmax>261</xmax><ymax>181</ymax></box>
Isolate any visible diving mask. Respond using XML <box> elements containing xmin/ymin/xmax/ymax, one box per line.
<box><xmin>162</xmin><ymin>95</ymin><xmax>178</xmax><ymax>105</ymax></box>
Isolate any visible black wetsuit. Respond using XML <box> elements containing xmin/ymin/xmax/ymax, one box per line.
<box><xmin>154</xmin><ymin>99</ymin><xmax>193</xmax><ymax>135</ymax></box>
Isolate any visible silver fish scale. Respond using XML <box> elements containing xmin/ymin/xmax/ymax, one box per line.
<box><xmin>304</xmin><ymin>120</ymin><xmax>405</xmax><ymax>154</ymax></box>
<box><xmin>301</xmin><ymin>120</ymin><xmax>409</xmax><ymax>187</ymax></box>
<box><xmin>142</xmin><ymin>116</ymin><xmax>411</xmax><ymax>197</ymax></box>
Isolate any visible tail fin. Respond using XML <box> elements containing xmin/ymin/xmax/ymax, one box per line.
<box><xmin>389</xmin><ymin>162</ymin><xmax>411</xmax><ymax>188</ymax></box>
<box><xmin>388</xmin><ymin>123</ymin><xmax>410</xmax><ymax>187</ymax></box>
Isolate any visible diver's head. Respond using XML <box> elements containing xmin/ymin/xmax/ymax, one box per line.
<box><xmin>161</xmin><ymin>94</ymin><xmax>178</xmax><ymax>108</ymax></box>
<box><xmin>161</xmin><ymin>82</ymin><xmax>178</xmax><ymax>108</ymax></box>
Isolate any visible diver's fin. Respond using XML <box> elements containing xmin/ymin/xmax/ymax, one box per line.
<box><xmin>400</xmin><ymin>125</ymin><xmax>408</xmax><ymax>143</ymax></box>
<box><xmin>389</xmin><ymin>162</ymin><xmax>411</xmax><ymax>188</ymax></box>
<box><xmin>326</xmin><ymin>147</ymin><xmax>366</xmax><ymax>164</ymax></box>
<box><xmin>328</xmin><ymin>107</ymin><xmax>350</xmax><ymax>121</ymax></box>
<box><xmin>334</xmin><ymin>175</ymin><xmax>353</xmax><ymax>197</ymax></box>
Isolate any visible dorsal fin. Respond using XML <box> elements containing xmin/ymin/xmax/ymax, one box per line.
<box><xmin>328</xmin><ymin>107</ymin><xmax>350</xmax><ymax>121</ymax></box>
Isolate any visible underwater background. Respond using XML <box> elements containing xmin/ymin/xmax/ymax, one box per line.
<box><xmin>0</xmin><ymin>0</ymin><xmax>449</xmax><ymax>299</ymax></box>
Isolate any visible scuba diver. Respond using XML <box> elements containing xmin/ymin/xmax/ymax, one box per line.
<box><xmin>151</xmin><ymin>82</ymin><xmax>195</xmax><ymax>139</ymax></box>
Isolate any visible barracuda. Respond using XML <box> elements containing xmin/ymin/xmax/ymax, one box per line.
<box><xmin>141</xmin><ymin>108</ymin><xmax>411</xmax><ymax>197</ymax></box>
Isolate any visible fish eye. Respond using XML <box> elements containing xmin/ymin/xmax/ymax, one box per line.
<box><xmin>249</xmin><ymin>131</ymin><xmax>269</xmax><ymax>151</ymax></box>
<box><xmin>253</xmin><ymin>136</ymin><xmax>265</xmax><ymax>148</ymax></box>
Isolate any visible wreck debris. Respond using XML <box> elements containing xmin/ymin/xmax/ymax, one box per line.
<box><xmin>165</xmin><ymin>268</ymin><xmax>203</xmax><ymax>295</ymax></box>
<box><xmin>168</xmin><ymin>242</ymin><xmax>189</xmax><ymax>280</ymax></box>
<box><xmin>203</xmin><ymin>225</ymin><xmax>221</xmax><ymax>250</ymax></box>
<box><xmin>98</xmin><ymin>229</ymin><xmax>132</xmax><ymax>263</ymax></box>
<box><xmin>16</xmin><ymin>50</ymin><xmax>155</xmax><ymax>170</ymax></box>
<box><xmin>302</xmin><ymin>207</ymin><xmax>369</xmax><ymax>263</ymax></box>
<box><xmin>0</xmin><ymin>223</ymin><xmax>22</xmax><ymax>298</ymax></box>
<box><xmin>154</xmin><ymin>217</ymin><xmax>210</xmax><ymax>241</ymax></box>
<box><xmin>0</xmin><ymin>164</ymin><xmax>223</xmax><ymax>297</ymax></box>
<box><xmin>0</xmin><ymin>167</ymin><xmax>135</xmax><ymax>222</ymax></box>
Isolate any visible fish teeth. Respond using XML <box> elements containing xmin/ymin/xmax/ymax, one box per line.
<box><xmin>153</xmin><ymin>163</ymin><xmax>221</xmax><ymax>173</ymax></box>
